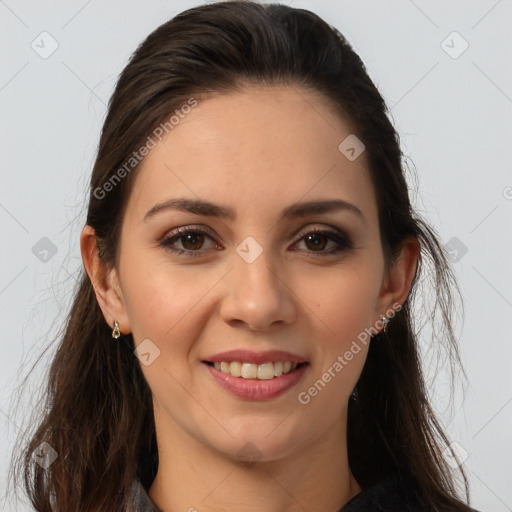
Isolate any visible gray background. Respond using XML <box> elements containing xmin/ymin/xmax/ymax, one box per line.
<box><xmin>1</xmin><ymin>1</ymin><xmax>511</xmax><ymax>510</ymax></box>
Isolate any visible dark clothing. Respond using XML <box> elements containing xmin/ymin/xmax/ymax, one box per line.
<box><xmin>339</xmin><ymin>475</ymin><xmax>480</xmax><ymax>511</ymax></box>
<box><xmin>127</xmin><ymin>475</ymin><xmax>481</xmax><ymax>511</ymax></box>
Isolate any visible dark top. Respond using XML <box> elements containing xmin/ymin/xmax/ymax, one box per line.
<box><xmin>127</xmin><ymin>475</ymin><xmax>481</xmax><ymax>511</ymax></box>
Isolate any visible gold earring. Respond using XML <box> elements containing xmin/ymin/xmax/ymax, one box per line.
<box><xmin>380</xmin><ymin>314</ymin><xmax>389</xmax><ymax>333</ymax></box>
<box><xmin>112</xmin><ymin>320</ymin><xmax>121</xmax><ymax>339</ymax></box>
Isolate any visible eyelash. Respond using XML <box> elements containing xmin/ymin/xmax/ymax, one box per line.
<box><xmin>159</xmin><ymin>225</ymin><xmax>354</xmax><ymax>257</ymax></box>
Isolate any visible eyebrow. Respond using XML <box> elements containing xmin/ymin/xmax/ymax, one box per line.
<box><xmin>143</xmin><ymin>197</ymin><xmax>366</xmax><ymax>225</ymax></box>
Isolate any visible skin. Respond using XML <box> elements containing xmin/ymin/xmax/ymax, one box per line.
<box><xmin>81</xmin><ymin>85</ymin><xmax>419</xmax><ymax>512</ymax></box>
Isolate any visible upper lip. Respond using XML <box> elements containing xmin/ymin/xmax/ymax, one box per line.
<box><xmin>203</xmin><ymin>349</ymin><xmax>308</xmax><ymax>365</ymax></box>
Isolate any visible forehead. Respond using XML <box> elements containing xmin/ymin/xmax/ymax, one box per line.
<box><xmin>124</xmin><ymin>85</ymin><xmax>377</xmax><ymax>226</ymax></box>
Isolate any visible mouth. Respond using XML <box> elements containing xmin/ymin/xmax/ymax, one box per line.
<box><xmin>202</xmin><ymin>360</ymin><xmax>309</xmax><ymax>380</ymax></box>
<box><xmin>202</xmin><ymin>359</ymin><xmax>310</xmax><ymax>400</ymax></box>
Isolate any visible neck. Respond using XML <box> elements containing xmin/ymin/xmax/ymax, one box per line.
<box><xmin>148</xmin><ymin>405</ymin><xmax>362</xmax><ymax>512</ymax></box>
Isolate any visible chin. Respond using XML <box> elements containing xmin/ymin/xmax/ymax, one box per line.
<box><xmin>210</xmin><ymin>429</ymin><xmax>303</xmax><ymax>465</ymax></box>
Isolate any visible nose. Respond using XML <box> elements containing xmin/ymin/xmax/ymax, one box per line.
<box><xmin>219</xmin><ymin>242</ymin><xmax>297</xmax><ymax>331</ymax></box>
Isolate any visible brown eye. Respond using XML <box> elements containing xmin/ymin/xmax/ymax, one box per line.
<box><xmin>293</xmin><ymin>228</ymin><xmax>353</xmax><ymax>255</ymax></box>
<box><xmin>180</xmin><ymin>232</ymin><xmax>205</xmax><ymax>251</ymax></box>
<box><xmin>160</xmin><ymin>227</ymin><xmax>220</xmax><ymax>256</ymax></box>
<box><xmin>303</xmin><ymin>233</ymin><xmax>329</xmax><ymax>251</ymax></box>
<box><xmin>159</xmin><ymin>225</ymin><xmax>353</xmax><ymax>258</ymax></box>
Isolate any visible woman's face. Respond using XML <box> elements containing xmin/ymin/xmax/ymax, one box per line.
<box><xmin>109</xmin><ymin>85</ymin><xmax>402</xmax><ymax>462</ymax></box>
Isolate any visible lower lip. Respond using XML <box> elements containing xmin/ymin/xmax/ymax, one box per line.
<box><xmin>203</xmin><ymin>362</ymin><xmax>309</xmax><ymax>400</ymax></box>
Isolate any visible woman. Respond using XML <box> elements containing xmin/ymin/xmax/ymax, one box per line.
<box><xmin>10</xmin><ymin>1</ymin><xmax>482</xmax><ymax>511</ymax></box>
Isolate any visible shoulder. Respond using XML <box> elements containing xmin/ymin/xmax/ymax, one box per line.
<box><xmin>339</xmin><ymin>474</ymin><xmax>484</xmax><ymax>512</ymax></box>
<box><xmin>126</xmin><ymin>478</ymin><xmax>162</xmax><ymax>512</ymax></box>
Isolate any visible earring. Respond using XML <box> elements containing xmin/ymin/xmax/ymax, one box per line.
<box><xmin>380</xmin><ymin>314</ymin><xmax>389</xmax><ymax>334</ymax></box>
<box><xmin>112</xmin><ymin>320</ymin><xmax>121</xmax><ymax>339</ymax></box>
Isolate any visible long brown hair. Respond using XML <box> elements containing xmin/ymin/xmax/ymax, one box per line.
<box><xmin>9</xmin><ymin>1</ymin><xmax>475</xmax><ymax>510</ymax></box>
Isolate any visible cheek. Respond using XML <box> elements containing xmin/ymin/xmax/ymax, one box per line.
<box><xmin>121</xmin><ymin>261</ymin><xmax>215</xmax><ymax>403</ymax></box>
<box><xmin>294</xmin><ymin>271</ymin><xmax>376</xmax><ymax>417</ymax></box>
<box><xmin>293</xmin><ymin>261</ymin><xmax>380</xmax><ymax>405</ymax></box>
<box><xmin>323</xmin><ymin>285</ymin><xmax>375</xmax><ymax>331</ymax></box>
<box><xmin>301</xmin><ymin>264</ymin><xmax>381</xmax><ymax>342</ymax></box>
<box><xmin>120</xmin><ymin>252</ymin><xmax>214</xmax><ymax>349</ymax></box>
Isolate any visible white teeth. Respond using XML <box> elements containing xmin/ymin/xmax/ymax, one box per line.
<box><xmin>212</xmin><ymin>361</ymin><xmax>300</xmax><ymax>379</ymax></box>
<box><xmin>241</xmin><ymin>362</ymin><xmax>257</xmax><ymax>379</ymax></box>
<box><xmin>229</xmin><ymin>361</ymin><xmax>242</xmax><ymax>377</ymax></box>
<box><xmin>257</xmin><ymin>362</ymin><xmax>274</xmax><ymax>380</ymax></box>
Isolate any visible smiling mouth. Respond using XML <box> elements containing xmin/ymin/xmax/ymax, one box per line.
<box><xmin>203</xmin><ymin>361</ymin><xmax>308</xmax><ymax>380</ymax></box>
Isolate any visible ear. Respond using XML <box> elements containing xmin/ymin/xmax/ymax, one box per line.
<box><xmin>374</xmin><ymin>236</ymin><xmax>420</xmax><ymax>323</ymax></box>
<box><xmin>80</xmin><ymin>225</ymin><xmax>131</xmax><ymax>335</ymax></box>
